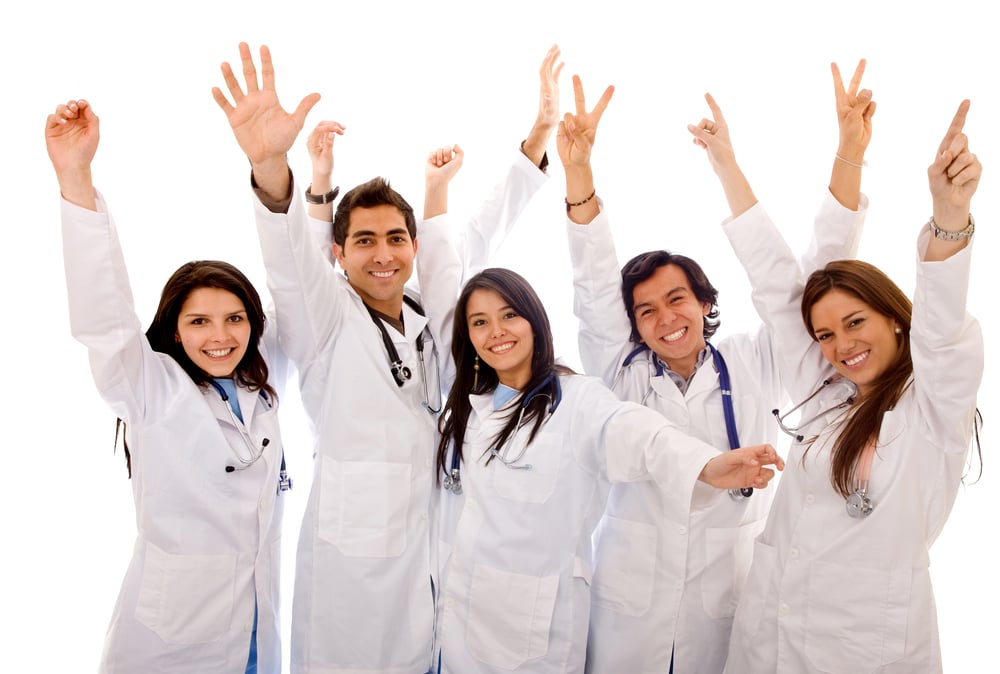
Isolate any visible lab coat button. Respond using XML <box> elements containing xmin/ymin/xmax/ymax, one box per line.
<box><xmin>790</xmin><ymin>547</ymin><xmax>799</xmax><ymax>559</ymax></box>
<box><xmin>779</xmin><ymin>602</ymin><xmax>790</xmax><ymax>615</ymax></box>
<box><xmin>678</xmin><ymin>526</ymin><xmax>687</xmax><ymax>535</ymax></box>
<box><xmin>806</xmin><ymin>493</ymin><xmax>815</xmax><ymax>504</ymax></box>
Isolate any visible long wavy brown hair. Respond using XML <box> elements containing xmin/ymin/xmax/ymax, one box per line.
<box><xmin>802</xmin><ymin>260</ymin><xmax>912</xmax><ymax>497</ymax></box>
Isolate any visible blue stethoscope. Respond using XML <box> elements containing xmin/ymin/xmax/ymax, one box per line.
<box><xmin>442</xmin><ymin>373</ymin><xmax>563</xmax><ymax>495</ymax></box>
<box><xmin>619</xmin><ymin>342</ymin><xmax>752</xmax><ymax>500</ymax></box>
<box><xmin>208</xmin><ymin>380</ymin><xmax>292</xmax><ymax>492</ymax></box>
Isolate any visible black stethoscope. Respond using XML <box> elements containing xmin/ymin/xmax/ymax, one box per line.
<box><xmin>771</xmin><ymin>376</ymin><xmax>872</xmax><ymax>518</ymax></box>
<box><xmin>618</xmin><ymin>342</ymin><xmax>752</xmax><ymax>500</ymax></box>
<box><xmin>364</xmin><ymin>295</ymin><xmax>442</xmax><ymax>414</ymax></box>
<box><xmin>443</xmin><ymin>373</ymin><xmax>563</xmax><ymax>495</ymax></box>
<box><xmin>208</xmin><ymin>380</ymin><xmax>292</xmax><ymax>492</ymax></box>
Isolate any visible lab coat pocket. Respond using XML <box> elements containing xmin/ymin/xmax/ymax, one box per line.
<box><xmin>318</xmin><ymin>459</ymin><xmax>411</xmax><ymax>557</ymax></box>
<box><xmin>804</xmin><ymin>560</ymin><xmax>910</xmax><ymax>672</ymax></box>
<box><xmin>731</xmin><ymin>537</ymin><xmax>776</xmax><ymax>648</ymax></box>
<box><xmin>134</xmin><ymin>541</ymin><xmax>237</xmax><ymax>644</ymax></box>
<box><xmin>591</xmin><ymin>515</ymin><xmax>657</xmax><ymax>616</ymax></box>
<box><xmin>466</xmin><ymin>563</ymin><xmax>559</xmax><ymax>669</ymax></box>
<box><xmin>492</xmin><ymin>434</ymin><xmax>562</xmax><ymax>504</ymax></box>
<box><xmin>701</xmin><ymin>520</ymin><xmax>763</xmax><ymax>619</ymax></box>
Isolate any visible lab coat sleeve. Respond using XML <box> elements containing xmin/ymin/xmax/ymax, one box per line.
<box><xmin>457</xmin><ymin>150</ymin><xmax>548</xmax><ymax>283</ymax></box>
<box><xmin>254</xmin><ymin>174</ymin><xmax>348</xmax><ymax>367</ymax></box>
<box><xmin>61</xmin><ymin>193</ymin><xmax>158</xmax><ymax>422</ymax></box>
<box><xmin>911</xmin><ymin>228</ymin><xmax>983</xmax><ymax>454</ymax></box>
<box><xmin>579</xmin><ymin>378</ymin><xmax>723</xmax><ymax>519</ymax></box>
<box><xmin>415</xmin><ymin>213</ymin><xmax>462</xmax><ymax>392</ymax></box>
<box><xmin>566</xmin><ymin>206</ymin><xmax>631</xmax><ymax>386</ymax></box>
<box><xmin>799</xmin><ymin>190</ymin><xmax>868</xmax><ymax>274</ymax></box>
<box><xmin>723</xmin><ymin>203</ymin><xmax>830</xmax><ymax>403</ymax></box>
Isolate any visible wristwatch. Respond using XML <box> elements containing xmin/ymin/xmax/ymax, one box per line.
<box><xmin>928</xmin><ymin>214</ymin><xmax>975</xmax><ymax>241</ymax></box>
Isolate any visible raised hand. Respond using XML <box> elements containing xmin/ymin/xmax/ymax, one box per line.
<box><xmin>556</xmin><ymin>75</ymin><xmax>614</xmax><ymax>168</ymax></box>
<box><xmin>306</xmin><ymin>121</ymin><xmax>346</xmax><ymax>179</ymax></box>
<box><xmin>699</xmin><ymin>444</ymin><xmax>784</xmax><ymax>490</ymax></box>
<box><xmin>212</xmin><ymin>43</ymin><xmax>320</xmax><ymax>200</ymax></box>
<box><xmin>522</xmin><ymin>44</ymin><xmax>565</xmax><ymax>168</ymax></box>
<box><xmin>929</xmin><ymin>100</ymin><xmax>980</xmax><ymax>218</ymax></box>
<box><xmin>424</xmin><ymin>145</ymin><xmax>464</xmax><ymax>220</ymax></box>
<box><xmin>688</xmin><ymin>93</ymin><xmax>757</xmax><ymax>217</ymax></box>
<box><xmin>45</xmin><ymin>99</ymin><xmax>100</xmax><ymax>209</ymax></box>
<box><xmin>832</xmin><ymin>60</ymin><xmax>876</xmax><ymax>164</ymax></box>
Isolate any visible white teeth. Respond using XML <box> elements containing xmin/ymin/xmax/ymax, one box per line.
<box><xmin>205</xmin><ymin>348</ymin><xmax>233</xmax><ymax>358</ymax></box>
<box><xmin>844</xmin><ymin>351</ymin><xmax>869</xmax><ymax>366</ymax></box>
<box><xmin>663</xmin><ymin>327</ymin><xmax>686</xmax><ymax>342</ymax></box>
<box><xmin>371</xmin><ymin>270</ymin><xmax>394</xmax><ymax>278</ymax></box>
<box><xmin>491</xmin><ymin>342</ymin><xmax>514</xmax><ymax>354</ymax></box>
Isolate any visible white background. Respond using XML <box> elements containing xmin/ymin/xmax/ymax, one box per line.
<box><xmin>2</xmin><ymin>0</ymin><xmax>995</xmax><ymax>670</ymax></box>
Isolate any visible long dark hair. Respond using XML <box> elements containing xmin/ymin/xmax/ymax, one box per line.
<box><xmin>436</xmin><ymin>268</ymin><xmax>572</xmax><ymax>481</ymax></box>
<box><xmin>117</xmin><ymin>260</ymin><xmax>276</xmax><ymax>477</ymax></box>
<box><xmin>802</xmin><ymin>260</ymin><xmax>913</xmax><ymax>497</ymax></box>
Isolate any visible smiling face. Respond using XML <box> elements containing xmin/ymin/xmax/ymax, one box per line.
<box><xmin>333</xmin><ymin>204</ymin><xmax>418</xmax><ymax>316</ymax></box>
<box><xmin>809</xmin><ymin>288</ymin><xmax>901</xmax><ymax>398</ymax></box>
<box><xmin>465</xmin><ymin>288</ymin><xmax>535</xmax><ymax>390</ymax></box>
<box><xmin>174</xmin><ymin>287</ymin><xmax>252</xmax><ymax>378</ymax></box>
<box><xmin>631</xmin><ymin>263</ymin><xmax>711</xmax><ymax>378</ymax></box>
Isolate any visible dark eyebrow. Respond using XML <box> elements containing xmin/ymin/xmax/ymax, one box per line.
<box><xmin>350</xmin><ymin>228</ymin><xmax>410</xmax><ymax>239</ymax></box>
<box><xmin>813</xmin><ymin>310</ymin><xmax>864</xmax><ymax>334</ymax></box>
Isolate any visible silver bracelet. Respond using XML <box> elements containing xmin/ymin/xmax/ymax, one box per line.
<box><xmin>928</xmin><ymin>214</ymin><xmax>975</xmax><ymax>240</ymax></box>
<box><xmin>835</xmin><ymin>153</ymin><xmax>867</xmax><ymax>169</ymax></box>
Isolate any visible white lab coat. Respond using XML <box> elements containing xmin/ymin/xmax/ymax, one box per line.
<box><xmin>723</xmin><ymin>209</ymin><xmax>982</xmax><ymax>674</ymax></box>
<box><xmin>436</xmin><ymin>374</ymin><xmax>724</xmax><ymax>673</ymax></box>
<box><xmin>567</xmin><ymin>195</ymin><xmax>865</xmax><ymax>673</ymax></box>
<box><xmin>257</xmin><ymin>156</ymin><xmax>546</xmax><ymax>673</ymax></box>
<box><xmin>62</xmin><ymin>195</ymin><xmax>287</xmax><ymax>674</ymax></box>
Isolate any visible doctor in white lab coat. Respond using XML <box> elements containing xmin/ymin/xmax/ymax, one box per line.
<box><xmin>213</xmin><ymin>43</ymin><xmax>556</xmax><ymax>672</ymax></box>
<box><xmin>565</xmin><ymin>66</ymin><xmax>871</xmax><ymax>672</ymax></box>
<box><xmin>433</xmin><ymin>266</ymin><xmax>784</xmax><ymax>673</ymax></box>
<box><xmin>49</xmin><ymin>100</ymin><xmax>288</xmax><ymax>674</ymax></box>
<box><xmin>722</xmin><ymin>101</ymin><xmax>983</xmax><ymax>673</ymax></box>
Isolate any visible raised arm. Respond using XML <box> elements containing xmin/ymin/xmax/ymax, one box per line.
<box><xmin>925</xmin><ymin>100</ymin><xmax>978</xmax><ymax>262</ymax></box>
<box><xmin>558</xmin><ymin>75</ymin><xmax>614</xmax><ymax>225</ymax></box>
<box><xmin>305</xmin><ymin>120</ymin><xmax>346</xmax><ymax>221</ymax></box>
<box><xmin>829</xmin><ymin>60</ymin><xmax>875</xmax><ymax>211</ymax></box>
<box><xmin>212</xmin><ymin>42</ymin><xmax>320</xmax><ymax>206</ymax></box>
<box><xmin>424</xmin><ymin>145</ymin><xmax>464</xmax><ymax>220</ymax></box>
<box><xmin>46</xmin><ymin>99</ymin><xmax>99</xmax><ymax>211</ymax></box>
<box><xmin>687</xmin><ymin>93</ymin><xmax>757</xmax><ymax>219</ymax></box>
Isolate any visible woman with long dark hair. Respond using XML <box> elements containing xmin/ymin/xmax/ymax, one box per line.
<box><xmin>47</xmin><ymin>99</ymin><xmax>288</xmax><ymax>674</ymax></box>
<box><xmin>706</xmin><ymin>99</ymin><xmax>983</xmax><ymax>672</ymax></box>
<box><xmin>432</xmin><ymin>267</ymin><xmax>783</xmax><ymax>672</ymax></box>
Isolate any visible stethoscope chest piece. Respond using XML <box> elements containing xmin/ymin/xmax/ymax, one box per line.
<box><xmin>729</xmin><ymin>487</ymin><xmax>754</xmax><ymax>501</ymax></box>
<box><xmin>846</xmin><ymin>489</ymin><xmax>874</xmax><ymax>518</ymax></box>
<box><xmin>443</xmin><ymin>468</ymin><xmax>462</xmax><ymax>495</ymax></box>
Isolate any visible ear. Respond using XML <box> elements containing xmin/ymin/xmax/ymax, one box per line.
<box><xmin>702</xmin><ymin>302</ymin><xmax>712</xmax><ymax>317</ymax></box>
<box><xmin>412</xmin><ymin>237</ymin><xmax>419</xmax><ymax>255</ymax></box>
<box><xmin>174</xmin><ymin>331</ymin><xmax>181</xmax><ymax>343</ymax></box>
<box><xmin>332</xmin><ymin>242</ymin><xmax>346</xmax><ymax>267</ymax></box>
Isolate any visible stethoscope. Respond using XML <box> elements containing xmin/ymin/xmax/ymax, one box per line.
<box><xmin>443</xmin><ymin>373</ymin><xmax>563</xmax><ymax>495</ymax></box>
<box><xmin>364</xmin><ymin>295</ymin><xmax>442</xmax><ymax>414</ymax></box>
<box><xmin>616</xmin><ymin>343</ymin><xmax>752</xmax><ymax>500</ymax></box>
<box><xmin>771</xmin><ymin>376</ymin><xmax>873</xmax><ymax>518</ymax></box>
<box><xmin>208</xmin><ymin>380</ymin><xmax>292</xmax><ymax>492</ymax></box>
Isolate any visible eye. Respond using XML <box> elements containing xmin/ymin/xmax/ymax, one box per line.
<box><xmin>190</xmin><ymin>318</ymin><xmax>206</xmax><ymax>325</ymax></box>
<box><xmin>355</xmin><ymin>237</ymin><xmax>373</xmax><ymax>246</ymax></box>
<box><xmin>815</xmin><ymin>332</ymin><xmax>832</xmax><ymax>342</ymax></box>
<box><xmin>391</xmin><ymin>235</ymin><xmax>409</xmax><ymax>244</ymax></box>
<box><xmin>470</xmin><ymin>318</ymin><xmax>486</xmax><ymax>327</ymax></box>
<box><xmin>637</xmin><ymin>307</ymin><xmax>654</xmax><ymax>318</ymax></box>
<box><xmin>228</xmin><ymin>315</ymin><xmax>245</xmax><ymax>323</ymax></box>
<box><xmin>670</xmin><ymin>296</ymin><xmax>684</xmax><ymax>304</ymax></box>
<box><xmin>503</xmin><ymin>311</ymin><xmax>519</xmax><ymax>320</ymax></box>
<box><xmin>848</xmin><ymin>317</ymin><xmax>864</xmax><ymax>328</ymax></box>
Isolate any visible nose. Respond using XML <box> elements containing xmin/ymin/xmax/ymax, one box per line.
<box><xmin>209</xmin><ymin>323</ymin><xmax>229</xmax><ymax>342</ymax></box>
<box><xmin>372</xmin><ymin>240</ymin><xmax>394</xmax><ymax>264</ymax></box>
<box><xmin>491</xmin><ymin>324</ymin><xmax>506</xmax><ymax>338</ymax></box>
<box><xmin>835</xmin><ymin>334</ymin><xmax>856</xmax><ymax>354</ymax></box>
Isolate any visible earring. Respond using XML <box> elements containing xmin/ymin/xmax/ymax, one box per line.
<box><xmin>894</xmin><ymin>327</ymin><xmax>902</xmax><ymax>335</ymax></box>
<box><xmin>473</xmin><ymin>355</ymin><xmax>480</xmax><ymax>390</ymax></box>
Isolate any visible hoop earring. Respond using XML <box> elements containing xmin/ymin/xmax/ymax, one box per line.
<box><xmin>473</xmin><ymin>355</ymin><xmax>480</xmax><ymax>390</ymax></box>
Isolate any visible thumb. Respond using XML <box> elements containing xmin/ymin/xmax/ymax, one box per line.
<box><xmin>293</xmin><ymin>92</ymin><xmax>322</xmax><ymax>128</ymax></box>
